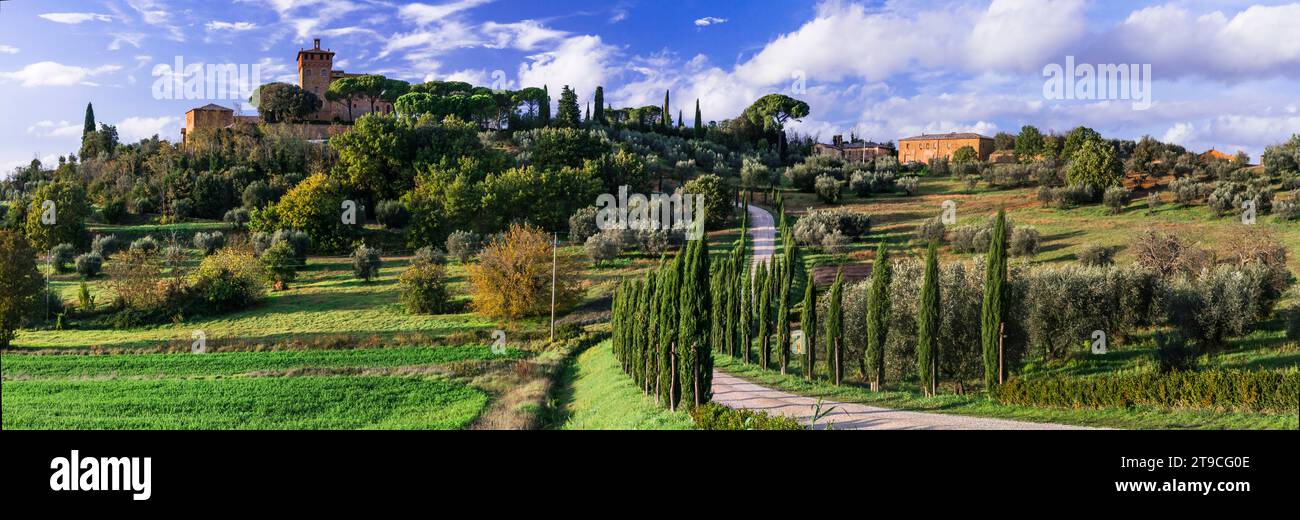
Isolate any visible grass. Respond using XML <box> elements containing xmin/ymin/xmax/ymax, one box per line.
<box><xmin>552</xmin><ymin>340</ymin><xmax>694</xmax><ymax>430</ymax></box>
<box><xmin>1</xmin><ymin>344</ymin><xmax>526</xmax><ymax>380</ymax></box>
<box><xmin>1</xmin><ymin>375</ymin><xmax>489</xmax><ymax>429</ymax></box>
<box><xmin>18</xmin><ymin>256</ymin><xmax>498</xmax><ymax>348</ymax></box>
<box><xmin>715</xmin><ymin>354</ymin><xmax>1298</xmax><ymax>429</ymax></box>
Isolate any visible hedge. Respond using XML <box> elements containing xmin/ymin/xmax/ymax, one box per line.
<box><xmin>690</xmin><ymin>403</ymin><xmax>804</xmax><ymax>430</ymax></box>
<box><xmin>995</xmin><ymin>369</ymin><xmax>1300</xmax><ymax>413</ymax></box>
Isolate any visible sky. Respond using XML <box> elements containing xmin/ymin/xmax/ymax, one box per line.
<box><xmin>1</xmin><ymin>0</ymin><xmax>1298</xmax><ymax>175</ymax></box>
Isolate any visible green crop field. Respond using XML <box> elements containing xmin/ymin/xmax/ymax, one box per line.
<box><xmin>552</xmin><ymin>341</ymin><xmax>695</xmax><ymax>430</ymax></box>
<box><xmin>2</xmin><ymin>375</ymin><xmax>488</xmax><ymax>429</ymax></box>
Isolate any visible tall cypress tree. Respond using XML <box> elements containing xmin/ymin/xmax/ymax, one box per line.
<box><xmin>738</xmin><ymin>261</ymin><xmax>752</xmax><ymax>362</ymax></box>
<box><xmin>982</xmin><ymin>209</ymin><xmax>1008</xmax><ymax>390</ymax></box>
<box><xmin>759</xmin><ymin>258</ymin><xmax>776</xmax><ymax>369</ymax></box>
<box><xmin>709</xmin><ymin>262</ymin><xmax>725</xmax><ymax>354</ymax></box>
<box><xmin>593</xmin><ymin>86</ymin><xmax>606</xmax><ymax>125</ymax></box>
<box><xmin>677</xmin><ymin>109</ymin><xmax>684</xmax><ymax>130</ymax></box>
<box><xmin>800</xmin><ymin>268</ymin><xmax>817</xmax><ymax>380</ymax></box>
<box><xmin>83</xmin><ymin>103</ymin><xmax>96</xmax><ymax>136</ymax></box>
<box><xmin>662</xmin><ymin>89</ymin><xmax>671</xmax><ymax>131</ymax></box>
<box><xmin>918</xmin><ymin>241</ymin><xmax>941</xmax><ymax>397</ymax></box>
<box><xmin>657</xmin><ymin>253</ymin><xmax>682</xmax><ymax>406</ymax></box>
<box><xmin>752</xmin><ymin>260</ymin><xmax>767</xmax><ymax>366</ymax></box>
<box><xmin>643</xmin><ymin>271</ymin><xmax>659</xmax><ymax>394</ymax></box>
<box><xmin>540</xmin><ymin>85</ymin><xmax>551</xmax><ymax>125</ymax></box>
<box><xmin>826</xmin><ymin>268</ymin><xmax>844</xmax><ymax>385</ymax></box>
<box><xmin>677</xmin><ymin>223</ymin><xmax>711</xmax><ymax>408</ymax></box>
<box><xmin>585</xmin><ymin>102</ymin><xmax>591</xmax><ymax>125</ymax></box>
<box><xmin>866</xmin><ymin>240</ymin><xmax>891</xmax><ymax>391</ymax></box>
<box><xmin>630</xmin><ymin>280</ymin><xmax>645</xmax><ymax>387</ymax></box>
<box><xmin>694</xmin><ymin>99</ymin><xmax>703</xmax><ymax>138</ymax></box>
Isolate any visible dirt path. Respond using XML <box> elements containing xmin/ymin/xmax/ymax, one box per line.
<box><xmin>717</xmin><ymin>204</ymin><xmax>1093</xmax><ymax>430</ymax></box>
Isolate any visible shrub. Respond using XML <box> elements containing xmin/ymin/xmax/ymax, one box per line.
<box><xmin>1208</xmin><ymin>180</ymin><xmax>1273</xmax><ymax>216</ymax></box>
<box><xmin>995</xmin><ymin>369</ymin><xmax>1299</xmax><ymax>413</ymax></box>
<box><xmin>413</xmin><ymin>246</ymin><xmax>446</xmax><ymax>266</ymax></box>
<box><xmin>1170</xmin><ymin>178</ymin><xmax>1212</xmax><ymax>206</ymax></box>
<box><xmin>105</xmin><ymin>248</ymin><xmax>167</xmax><ymax>311</ymax></box>
<box><xmin>896</xmin><ymin>175</ymin><xmax>920</xmax><ymax>195</ymax></box>
<box><xmin>1102</xmin><ymin>186</ymin><xmax>1129</xmax><ymax>214</ymax></box>
<box><xmin>1155</xmin><ymin>332</ymin><xmax>1197</xmax><ymax>373</ymax></box>
<box><xmin>50</xmin><ymin>243</ymin><xmax>76</xmax><ymax>273</ymax></box>
<box><xmin>567</xmin><ymin>206</ymin><xmax>600</xmax><ymax>244</ymax></box>
<box><xmin>1020</xmin><ymin>265</ymin><xmax>1159</xmax><ymax>359</ymax></box>
<box><xmin>1130</xmin><ymin>231</ymin><xmax>1212</xmax><ymax>276</ymax></box>
<box><xmin>950</xmin><ymin>216</ymin><xmax>1017</xmax><ymax>254</ymax></box>
<box><xmin>399</xmin><ymin>261</ymin><xmax>453</xmax><ymax>314</ymax></box>
<box><xmin>90</xmin><ymin>234</ymin><xmax>118</xmax><ymax>256</ymax></box>
<box><xmin>251</xmin><ymin>231</ymin><xmax>273</xmax><ymax>256</ymax></box>
<box><xmin>193</xmin><ymin>231</ymin><xmax>225</xmax><ymax>256</ymax></box>
<box><xmin>1145</xmin><ymin>192</ymin><xmax>1160</xmax><ymax>213</ymax></box>
<box><xmin>927</xmin><ymin>156</ymin><xmax>950</xmax><ymax>177</ymax></box>
<box><xmin>984</xmin><ymin>164</ymin><xmax>1035</xmax><ymax>188</ymax></box>
<box><xmin>25</xmin><ymin>181</ymin><xmax>90</xmax><ymax>250</ymax></box>
<box><xmin>849</xmin><ymin>171</ymin><xmax>895</xmax><ymax>196</ymax></box>
<box><xmin>254</xmin><ymin>173</ymin><xmax>358</xmax><ymax>253</ymax></box>
<box><xmin>584</xmin><ymin>231</ymin><xmax>621</xmax><ymax>265</ymax></box>
<box><xmin>916</xmin><ymin>217</ymin><xmax>945</xmax><ymax>243</ymax></box>
<box><xmin>792</xmin><ymin>208</ymin><xmax>870</xmax><ymax>246</ymax></box>
<box><xmin>223</xmin><ymin>208</ymin><xmax>250</xmax><ymax>225</ymax></box>
<box><xmin>467</xmin><ymin>224</ymin><xmax>582</xmax><ymax>319</ymax></box>
<box><xmin>130</xmin><ymin>235</ymin><xmax>159</xmax><ymax>255</ymax></box>
<box><xmin>821</xmin><ymin>230</ymin><xmax>851</xmax><ymax>255</ymax></box>
<box><xmin>814</xmin><ymin>174</ymin><xmax>842</xmax><ymax>203</ymax></box>
<box><xmin>74</xmin><ymin>252</ymin><xmax>103</xmax><ymax>278</ymax></box>
<box><xmin>1077</xmin><ymin>244</ymin><xmax>1117</xmax><ymax>266</ymax></box>
<box><xmin>375</xmin><ymin>200</ymin><xmax>410</xmax><ymax>229</ymax></box>
<box><xmin>271</xmin><ymin>229</ymin><xmax>309</xmax><ymax>263</ymax></box>
<box><xmin>190</xmin><ymin>248</ymin><xmax>266</xmax><ymax>313</ymax></box>
<box><xmin>682</xmin><ymin>173</ymin><xmax>732</xmax><ymax>229</ymax></box>
<box><xmin>100</xmin><ymin>198</ymin><xmax>128</xmax><ymax>224</ymax></box>
<box><xmin>690</xmin><ymin>403</ymin><xmax>803</xmax><ymax>430</ymax></box>
<box><xmin>242</xmin><ymin>180</ymin><xmax>276</xmax><ymax>209</ymax></box>
<box><xmin>260</xmin><ymin>240</ymin><xmax>298</xmax><ymax>289</ymax></box>
<box><xmin>1009</xmin><ymin>226</ymin><xmax>1040</xmax><ymax>257</ymax></box>
<box><xmin>446</xmin><ymin>230</ymin><xmax>482</xmax><ymax>263</ymax></box>
<box><xmin>0</xmin><ymin>230</ymin><xmax>44</xmax><ymax>348</ymax></box>
<box><xmin>1161</xmin><ymin>265</ymin><xmax>1276</xmax><ymax>352</ymax></box>
<box><xmin>787</xmin><ymin>159</ymin><xmax>835</xmax><ymax>192</ymax></box>
<box><xmin>1271</xmin><ymin>191</ymin><xmax>1299</xmax><ymax>221</ymax></box>
<box><xmin>351</xmin><ymin>244</ymin><xmax>383</xmax><ymax>282</ymax></box>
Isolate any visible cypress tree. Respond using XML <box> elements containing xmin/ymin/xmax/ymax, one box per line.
<box><xmin>801</xmin><ymin>268</ymin><xmax>817</xmax><ymax>380</ymax></box>
<box><xmin>738</xmin><ymin>261</ymin><xmax>752</xmax><ymax>362</ymax></box>
<box><xmin>678</xmin><ymin>109</ymin><xmax>684</xmax><ymax>130</ymax></box>
<box><xmin>866</xmin><ymin>240</ymin><xmax>891</xmax><ymax>391</ymax></box>
<box><xmin>612</xmin><ymin>280</ymin><xmax>624</xmax><ymax>368</ymax></box>
<box><xmin>758</xmin><ymin>258</ymin><xmax>776</xmax><ymax>369</ymax></box>
<box><xmin>541</xmin><ymin>85</ymin><xmax>551</xmax><ymax>125</ymax></box>
<box><xmin>709</xmin><ymin>262</ymin><xmax>725</xmax><ymax>354</ymax></box>
<box><xmin>642</xmin><ymin>271</ymin><xmax>659</xmax><ymax>394</ymax></box>
<box><xmin>662</xmin><ymin>89</ymin><xmax>671</xmax><ymax>131</ymax></box>
<box><xmin>751</xmin><ymin>260</ymin><xmax>767</xmax><ymax>365</ymax></box>
<box><xmin>918</xmin><ymin>241</ymin><xmax>941</xmax><ymax>397</ymax></box>
<box><xmin>694</xmin><ymin>99</ymin><xmax>703</xmax><ymax>138</ymax></box>
<box><xmin>677</xmin><ymin>223</ymin><xmax>711</xmax><ymax>408</ymax></box>
<box><xmin>657</xmin><ymin>253</ymin><xmax>682</xmax><ymax>406</ymax></box>
<box><xmin>982</xmin><ymin>210</ymin><xmax>1008</xmax><ymax>390</ymax></box>
<box><xmin>826</xmin><ymin>268</ymin><xmax>844</xmax><ymax>385</ymax></box>
<box><xmin>593</xmin><ymin>86</ymin><xmax>606</xmax><ymax>125</ymax></box>
<box><xmin>776</xmin><ymin>257</ymin><xmax>792</xmax><ymax>375</ymax></box>
<box><xmin>83</xmin><ymin>103</ymin><xmax>96</xmax><ymax>136</ymax></box>
<box><xmin>629</xmin><ymin>280</ymin><xmax>645</xmax><ymax>387</ymax></box>
<box><xmin>585</xmin><ymin>102</ymin><xmax>591</xmax><ymax>124</ymax></box>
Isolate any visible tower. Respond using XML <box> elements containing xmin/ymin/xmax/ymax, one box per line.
<box><xmin>297</xmin><ymin>38</ymin><xmax>335</xmax><ymax>121</ymax></box>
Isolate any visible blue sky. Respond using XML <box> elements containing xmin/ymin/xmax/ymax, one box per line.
<box><xmin>2</xmin><ymin>0</ymin><xmax>1298</xmax><ymax>174</ymax></box>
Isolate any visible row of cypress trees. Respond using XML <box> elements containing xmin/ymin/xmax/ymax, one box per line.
<box><xmin>610</xmin><ymin>216</ymin><xmax>715</xmax><ymax>411</ymax></box>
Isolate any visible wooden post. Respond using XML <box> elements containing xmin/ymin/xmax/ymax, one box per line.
<box><xmin>549</xmin><ymin>232</ymin><xmax>557</xmax><ymax>343</ymax></box>
<box><xmin>998</xmin><ymin>322</ymin><xmax>1005</xmax><ymax>385</ymax></box>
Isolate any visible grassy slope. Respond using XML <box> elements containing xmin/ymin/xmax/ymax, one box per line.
<box><xmin>715</xmin><ymin>355</ymin><xmax>1297</xmax><ymax>430</ymax></box>
<box><xmin>2</xmin><ymin>375</ymin><xmax>488</xmax><ymax>429</ymax></box>
<box><xmin>554</xmin><ymin>341</ymin><xmax>694</xmax><ymax>430</ymax></box>
<box><xmin>19</xmin><ymin>256</ymin><xmax>496</xmax><ymax>348</ymax></box>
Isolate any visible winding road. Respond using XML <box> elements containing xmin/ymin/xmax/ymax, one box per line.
<box><xmin>715</xmin><ymin>203</ymin><xmax>1091</xmax><ymax>430</ymax></box>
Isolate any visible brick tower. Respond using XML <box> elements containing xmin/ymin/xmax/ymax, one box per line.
<box><xmin>297</xmin><ymin>38</ymin><xmax>335</xmax><ymax>121</ymax></box>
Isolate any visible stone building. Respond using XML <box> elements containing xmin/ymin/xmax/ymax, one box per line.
<box><xmin>897</xmin><ymin>132</ymin><xmax>994</xmax><ymax>164</ymax></box>
<box><xmin>812</xmin><ymin>135</ymin><xmax>895</xmax><ymax>162</ymax></box>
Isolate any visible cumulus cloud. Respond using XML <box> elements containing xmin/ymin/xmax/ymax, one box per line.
<box><xmin>26</xmin><ymin>120</ymin><xmax>84</xmax><ymax>139</ymax></box>
<box><xmin>694</xmin><ymin>17</ymin><xmax>728</xmax><ymax>27</ymax></box>
<box><xmin>967</xmin><ymin>0</ymin><xmax>1086</xmax><ymax>72</ymax></box>
<box><xmin>482</xmin><ymin>20</ymin><xmax>567</xmax><ymax>51</ymax></box>
<box><xmin>0</xmin><ymin>62</ymin><xmax>122</xmax><ymax>87</ymax></box>
<box><xmin>1111</xmin><ymin>3</ymin><xmax>1300</xmax><ymax>79</ymax></box>
<box><xmin>116</xmin><ymin>116</ymin><xmax>182</xmax><ymax>142</ymax></box>
<box><xmin>517</xmin><ymin>35</ymin><xmax>617</xmax><ymax>99</ymax></box>
<box><xmin>38</xmin><ymin>13</ymin><xmax>112</xmax><ymax>24</ymax></box>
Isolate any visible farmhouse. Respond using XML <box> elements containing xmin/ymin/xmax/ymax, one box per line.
<box><xmin>812</xmin><ymin>135</ymin><xmax>895</xmax><ymax>162</ymax></box>
<box><xmin>897</xmin><ymin>132</ymin><xmax>994</xmax><ymax>164</ymax></box>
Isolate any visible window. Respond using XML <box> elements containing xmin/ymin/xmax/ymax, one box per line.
<box><xmin>321</xmin><ymin>69</ymin><xmax>327</xmax><ymax>78</ymax></box>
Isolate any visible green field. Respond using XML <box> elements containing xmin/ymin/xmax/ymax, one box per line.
<box><xmin>2</xmin><ymin>375</ymin><xmax>488</xmax><ymax>429</ymax></box>
<box><xmin>552</xmin><ymin>341</ymin><xmax>695</xmax><ymax>430</ymax></box>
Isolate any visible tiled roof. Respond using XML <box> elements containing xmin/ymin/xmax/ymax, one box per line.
<box><xmin>898</xmin><ymin>132</ymin><xmax>991</xmax><ymax>141</ymax></box>
<box><xmin>189</xmin><ymin>103</ymin><xmax>232</xmax><ymax>112</ymax></box>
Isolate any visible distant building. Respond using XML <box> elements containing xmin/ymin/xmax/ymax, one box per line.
<box><xmin>182</xmin><ymin>38</ymin><xmax>387</xmax><ymax>144</ymax></box>
<box><xmin>897</xmin><ymin>132</ymin><xmax>994</xmax><ymax>164</ymax></box>
<box><xmin>812</xmin><ymin>135</ymin><xmax>895</xmax><ymax>162</ymax></box>
<box><xmin>1198</xmin><ymin>148</ymin><xmax>1245</xmax><ymax>163</ymax></box>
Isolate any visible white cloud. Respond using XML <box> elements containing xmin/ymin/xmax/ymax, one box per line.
<box><xmin>109</xmin><ymin>33</ymin><xmax>146</xmax><ymax>50</ymax></box>
<box><xmin>1161</xmin><ymin>122</ymin><xmax>1198</xmax><ymax>146</ymax></box>
<box><xmin>967</xmin><ymin>0</ymin><xmax>1086</xmax><ymax>72</ymax></box>
<box><xmin>694</xmin><ymin>17</ymin><xmax>728</xmax><ymax>27</ymax></box>
<box><xmin>127</xmin><ymin>0</ymin><xmax>186</xmax><ymax>41</ymax></box>
<box><xmin>38</xmin><ymin>13</ymin><xmax>112</xmax><ymax>24</ymax></box>
<box><xmin>26</xmin><ymin>120</ymin><xmax>84</xmax><ymax>138</ymax></box>
<box><xmin>206</xmin><ymin>21</ymin><xmax>260</xmax><ymax>32</ymax></box>
<box><xmin>0</xmin><ymin>62</ymin><xmax>122</xmax><ymax>87</ymax></box>
<box><xmin>1113</xmin><ymin>3</ymin><xmax>1300</xmax><ymax>79</ymax></box>
<box><xmin>0</xmin><ymin>45</ymin><xmax>18</xmax><ymax>54</ymax></box>
<box><xmin>400</xmin><ymin>0</ymin><xmax>494</xmax><ymax>25</ymax></box>
<box><xmin>482</xmin><ymin>20</ymin><xmax>566</xmax><ymax>51</ymax></box>
<box><xmin>443</xmin><ymin>69</ymin><xmax>493</xmax><ymax>86</ymax></box>
<box><xmin>116</xmin><ymin>116</ymin><xmax>182</xmax><ymax>142</ymax></box>
<box><xmin>518</xmin><ymin>35</ymin><xmax>617</xmax><ymax>101</ymax></box>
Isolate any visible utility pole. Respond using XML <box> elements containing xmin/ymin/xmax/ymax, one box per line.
<box><xmin>549</xmin><ymin>232</ymin><xmax>557</xmax><ymax>343</ymax></box>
